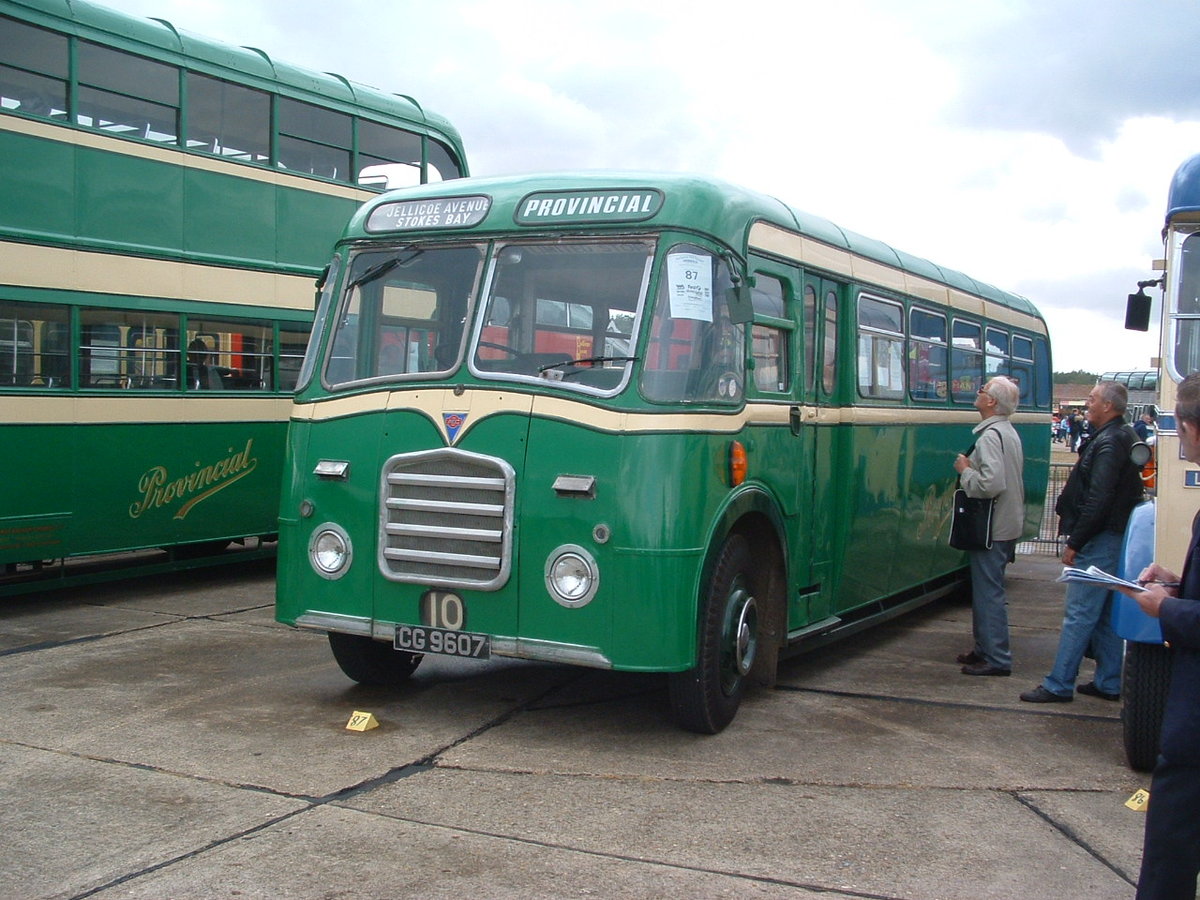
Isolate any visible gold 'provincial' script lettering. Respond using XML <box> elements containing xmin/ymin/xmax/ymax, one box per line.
<box><xmin>129</xmin><ymin>439</ymin><xmax>258</xmax><ymax>520</ymax></box>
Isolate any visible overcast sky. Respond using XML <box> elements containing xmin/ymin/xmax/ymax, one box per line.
<box><xmin>96</xmin><ymin>0</ymin><xmax>1200</xmax><ymax>375</ymax></box>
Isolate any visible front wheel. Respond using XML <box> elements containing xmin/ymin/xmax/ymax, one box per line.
<box><xmin>327</xmin><ymin>632</ymin><xmax>422</xmax><ymax>686</ymax></box>
<box><xmin>668</xmin><ymin>533</ymin><xmax>759</xmax><ymax>734</ymax></box>
<box><xmin>1122</xmin><ymin>641</ymin><xmax>1171</xmax><ymax>772</ymax></box>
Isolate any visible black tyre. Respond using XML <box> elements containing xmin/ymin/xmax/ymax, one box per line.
<box><xmin>1122</xmin><ymin>641</ymin><xmax>1171</xmax><ymax>772</ymax></box>
<box><xmin>668</xmin><ymin>533</ymin><xmax>759</xmax><ymax>734</ymax></box>
<box><xmin>327</xmin><ymin>632</ymin><xmax>422</xmax><ymax>686</ymax></box>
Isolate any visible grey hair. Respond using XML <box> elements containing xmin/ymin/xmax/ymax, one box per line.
<box><xmin>984</xmin><ymin>375</ymin><xmax>1019</xmax><ymax>416</ymax></box>
<box><xmin>1096</xmin><ymin>380</ymin><xmax>1129</xmax><ymax>416</ymax></box>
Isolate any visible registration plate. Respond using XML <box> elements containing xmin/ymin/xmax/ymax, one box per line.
<box><xmin>394</xmin><ymin>624</ymin><xmax>490</xmax><ymax>659</ymax></box>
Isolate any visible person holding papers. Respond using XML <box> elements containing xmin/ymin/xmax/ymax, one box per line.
<box><xmin>952</xmin><ymin>375</ymin><xmax>1025</xmax><ymax>676</ymax></box>
<box><xmin>1021</xmin><ymin>381</ymin><xmax>1145</xmax><ymax>703</ymax></box>
<box><xmin>1113</xmin><ymin>372</ymin><xmax>1200</xmax><ymax>899</ymax></box>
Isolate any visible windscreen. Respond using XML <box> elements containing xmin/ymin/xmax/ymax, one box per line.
<box><xmin>470</xmin><ymin>239</ymin><xmax>654</xmax><ymax>392</ymax></box>
<box><xmin>325</xmin><ymin>244</ymin><xmax>485</xmax><ymax>385</ymax></box>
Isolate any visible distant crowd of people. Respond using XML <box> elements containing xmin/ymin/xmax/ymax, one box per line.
<box><xmin>1052</xmin><ymin>405</ymin><xmax>1155</xmax><ymax>453</ymax></box>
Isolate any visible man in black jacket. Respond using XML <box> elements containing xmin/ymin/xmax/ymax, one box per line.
<box><xmin>1021</xmin><ymin>380</ymin><xmax>1145</xmax><ymax>703</ymax></box>
<box><xmin>1118</xmin><ymin>372</ymin><xmax>1200</xmax><ymax>899</ymax></box>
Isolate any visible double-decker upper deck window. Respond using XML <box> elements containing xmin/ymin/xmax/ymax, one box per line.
<box><xmin>278</xmin><ymin>97</ymin><xmax>351</xmax><ymax>180</ymax></box>
<box><xmin>909</xmin><ymin>307</ymin><xmax>947</xmax><ymax>401</ymax></box>
<box><xmin>357</xmin><ymin>120</ymin><xmax>423</xmax><ymax>189</ymax></box>
<box><xmin>856</xmin><ymin>294</ymin><xmax>904</xmax><ymax>399</ymax></box>
<box><xmin>186</xmin><ymin>73</ymin><xmax>269</xmax><ymax>163</ymax></box>
<box><xmin>0</xmin><ymin>17</ymin><xmax>68</xmax><ymax>120</ymax></box>
<box><xmin>76</xmin><ymin>41</ymin><xmax>178</xmax><ymax>143</ymax></box>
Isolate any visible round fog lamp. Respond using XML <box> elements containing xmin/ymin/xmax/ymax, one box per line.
<box><xmin>309</xmin><ymin>523</ymin><xmax>352</xmax><ymax>580</ymax></box>
<box><xmin>545</xmin><ymin>544</ymin><xmax>599</xmax><ymax>608</ymax></box>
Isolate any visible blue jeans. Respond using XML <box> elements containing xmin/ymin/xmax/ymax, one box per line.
<box><xmin>969</xmin><ymin>539</ymin><xmax>1015</xmax><ymax>669</ymax></box>
<box><xmin>1044</xmin><ymin>529</ymin><xmax>1125</xmax><ymax>697</ymax></box>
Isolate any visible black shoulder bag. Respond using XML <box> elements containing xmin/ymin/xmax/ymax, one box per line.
<box><xmin>949</xmin><ymin>428</ymin><xmax>1003</xmax><ymax>552</ymax></box>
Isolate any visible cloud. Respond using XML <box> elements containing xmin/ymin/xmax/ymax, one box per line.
<box><xmin>936</xmin><ymin>0</ymin><xmax>1200</xmax><ymax>155</ymax></box>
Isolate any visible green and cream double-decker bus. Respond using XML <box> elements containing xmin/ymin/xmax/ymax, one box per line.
<box><xmin>0</xmin><ymin>0</ymin><xmax>467</xmax><ymax>593</ymax></box>
<box><xmin>276</xmin><ymin>172</ymin><xmax>1051</xmax><ymax>732</ymax></box>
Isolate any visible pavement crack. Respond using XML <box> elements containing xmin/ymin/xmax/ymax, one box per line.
<box><xmin>1012</xmin><ymin>791</ymin><xmax>1138</xmax><ymax>887</ymax></box>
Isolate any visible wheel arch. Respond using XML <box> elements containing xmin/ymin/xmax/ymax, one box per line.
<box><xmin>698</xmin><ymin>485</ymin><xmax>788</xmax><ymax>686</ymax></box>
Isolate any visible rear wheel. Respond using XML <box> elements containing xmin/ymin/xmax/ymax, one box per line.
<box><xmin>327</xmin><ymin>632</ymin><xmax>422</xmax><ymax>686</ymax></box>
<box><xmin>1122</xmin><ymin>641</ymin><xmax>1171</xmax><ymax>772</ymax></box>
<box><xmin>669</xmin><ymin>534</ymin><xmax>759</xmax><ymax>734</ymax></box>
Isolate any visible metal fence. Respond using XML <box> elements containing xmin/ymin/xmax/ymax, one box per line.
<box><xmin>1017</xmin><ymin>461</ymin><xmax>1074</xmax><ymax>556</ymax></box>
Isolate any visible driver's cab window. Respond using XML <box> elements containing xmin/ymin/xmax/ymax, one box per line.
<box><xmin>642</xmin><ymin>244</ymin><xmax>744</xmax><ymax>403</ymax></box>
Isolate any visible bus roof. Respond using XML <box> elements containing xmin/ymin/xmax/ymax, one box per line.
<box><xmin>348</xmin><ymin>171</ymin><xmax>1042</xmax><ymax>320</ymax></box>
<box><xmin>5</xmin><ymin>0</ymin><xmax>463</xmax><ymax>142</ymax></box>
<box><xmin>1167</xmin><ymin>153</ymin><xmax>1200</xmax><ymax>223</ymax></box>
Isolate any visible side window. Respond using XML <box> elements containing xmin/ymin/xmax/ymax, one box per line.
<box><xmin>0</xmin><ymin>301</ymin><xmax>69</xmax><ymax>387</ymax></box>
<box><xmin>822</xmin><ymin>289</ymin><xmax>838</xmax><ymax>395</ymax></box>
<box><xmin>951</xmin><ymin>319</ymin><xmax>982</xmax><ymax>402</ymax></box>
<box><xmin>81</xmin><ymin>309</ymin><xmax>181</xmax><ymax>388</ymax></box>
<box><xmin>277</xmin><ymin>97</ymin><xmax>351</xmax><ymax>180</ymax></box>
<box><xmin>985</xmin><ymin>327</ymin><xmax>1009</xmax><ymax>377</ymax></box>
<box><xmin>1172</xmin><ymin>229</ymin><xmax>1200</xmax><ymax>378</ymax></box>
<box><xmin>76</xmin><ymin>42</ymin><xmax>179</xmax><ymax>143</ymax></box>
<box><xmin>1034</xmin><ymin>336</ymin><xmax>1051</xmax><ymax>409</ymax></box>
<box><xmin>1010</xmin><ymin>334</ymin><xmax>1034</xmax><ymax>407</ymax></box>
<box><xmin>856</xmin><ymin>294</ymin><xmax>904</xmax><ymax>400</ymax></box>
<box><xmin>749</xmin><ymin>273</ymin><xmax>790</xmax><ymax>393</ymax></box>
<box><xmin>909</xmin><ymin>307</ymin><xmax>947</xmax><ymax>401</ymax></box>
<box><xmin>0</xmin><ymin>17</ymin><xmax>68</xmax><ymax>120</ymax></box>
<box><xmin>186</xmin><ymin>73</ymin><xmax>270</xmax><ymax>163</ymax></box>
<box><xmin>802</xmin><ymin>285</ymin><xmax>818</xmax><ymax>393</ymax></box>
<box><xmin>188</xmin><ymin>319</ymin><xmax>276</xmax><ymax>391</ymax></box>
<box><xmin>642</xmin><ymin>245</ymin><xmax>744</xmax><ymax>404</ymax></box>
<box><xmin>357</xmin><ymin>120</ymin><xmax>424</xmax><ymax>189</ymax></box>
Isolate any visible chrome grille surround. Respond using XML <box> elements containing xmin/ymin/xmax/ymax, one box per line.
<box><xmin>378</xmin><ymin>448</ymin><xmax>514</xmax><ymax>589</ymax></box>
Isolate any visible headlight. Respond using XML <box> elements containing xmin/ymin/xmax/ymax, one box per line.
<box><xmin>544</xmin><ymin>544</ymin><xmax>599</xmax><ymax>608</ymax></box>
<box><xmin>309</xmin><ymin>523</ymin><xmax>352</xmax><ymax>579</ymax></box>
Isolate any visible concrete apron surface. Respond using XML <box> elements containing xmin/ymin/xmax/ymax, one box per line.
<box><xmin>0</xmin><ymin>554</ymin><xmax>1150</xmax><ymax>899</ymax></box>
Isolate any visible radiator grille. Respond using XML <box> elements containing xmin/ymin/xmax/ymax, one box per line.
<box><xmin>378</xmin><ymin>449</ymin><xmax>514</xmax><ymax>588</ymax></box>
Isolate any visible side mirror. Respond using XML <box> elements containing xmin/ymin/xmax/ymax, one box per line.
<box><xmin>1125</xmin><ymin>290</ymin><xmax>1151</xmax><ymax>331</ymax></box>
<box><xmin>725</xmin><ymin>283</ymin><xmax>754</xmax><ymax>325</ymax></box>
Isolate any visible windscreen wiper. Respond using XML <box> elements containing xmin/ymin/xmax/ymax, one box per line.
<box><xmin>347</xmin><ymin>245</ymin><xmax>422</xmax><ymax>290</ymax></box>
<box><xmin>538</xmin><ymin>355</ymin><xmax>640</xmax><ymax>373</ymax></box>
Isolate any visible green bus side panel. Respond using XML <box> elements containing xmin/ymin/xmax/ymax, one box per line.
<box><xmin>0</xmin><ymin>420</ymin><xmax>286</xmax><ymax>564</ymax></box>
<box><xmin>0</xmin><ymin>127</ymin><xmax>352</xmax><ymax>270</ymax></box>
<box><xmin>0</xmin><ymin>130</ymin><xmax>75</xmax><ymax>238</ymax></box>
<box><xmin>76</xmin><ymin>147</ymin><xmax>183</xmax><ymax>253</ymax></box>
<box><xmin>275</xmin><ymin>189</ymin><xmax>361</xmax><ymax>271</ymax></box>
<box><xmin>184</xmin><ymin>168</ymin><xmax>275</xmax><ymax>263</ymax></box>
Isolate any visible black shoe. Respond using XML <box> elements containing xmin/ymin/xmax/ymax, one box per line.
<box><xmin>1020</xmin><ymin>685</ymin><xmax>1073</xmax><ymax>703</ymax></box>
<box><xmin>1077</xmin><ymin>682</ymin><xmax>1120</xmax><ymax>701</ymax></box>
<box><xmin>956</xmin><ymin>650</ymin><xmax>984</xmax><ymax>665</ymax></box>
<box><xmin>961</xmin><ymin>663</ymin><xmax>1011</xmax><ymax>676</ymax></box>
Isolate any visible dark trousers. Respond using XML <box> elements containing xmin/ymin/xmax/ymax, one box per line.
<box><xmin>1137</xmin><ymin>759</ymin><xmax>1200</xmax><ymax>899</ymax></box>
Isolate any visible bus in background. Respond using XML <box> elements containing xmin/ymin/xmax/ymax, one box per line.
<box><xmin>1118</xmin><ymin>153</ymin><xmax>1200</xmax><ymax>769</ymax></box>
<box><xmin>0</xmin><ymin>0</ymin><xmax>467</xmax><ymax>595</ymax></box>
<box><xmin>275</xmin><ymin>172</ymin><xmax>1052</xmax><ymax>733</ymax></box>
